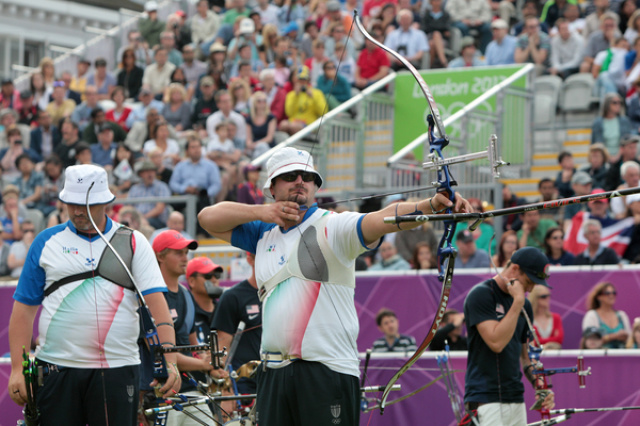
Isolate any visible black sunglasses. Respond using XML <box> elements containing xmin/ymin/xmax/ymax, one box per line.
<box><xmin>278</xmin><ymin>171</ymin><xmax>316</xmax><ymax>183</ymax></box>
<box><xmin>601</xmin><ymin>290</ymin><xmax>617</xmax><ymax>296</ymax></box>
<box><xmin>196</xmin><ymin>271</ymin><xmax>222</xmax><ymax>280</ymax></box>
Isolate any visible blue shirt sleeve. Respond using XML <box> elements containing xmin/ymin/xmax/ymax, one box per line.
<box><xmin>230</xmin><ymin>221</ymin><xmax>276</xmax><ymax>254</ymax></box>
<box><xmin>13</xmin><ymin>229</ymin><xmax>57</xmax><ymax>305</ymax></box>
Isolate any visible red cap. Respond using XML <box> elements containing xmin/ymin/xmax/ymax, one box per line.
<box><xmin>175</xmin><ymin>10</ymin><xmax>186</xmax><ymax>17</ymax></box>
<box><xmin>152</xmin><ymin>230</ymin><xmax>198</xmax><ymax>253</ymax></box>
<box><xmin>588</xmin><ymin>188</ymin><xmax>608</xmax><ymax>205</ymax></box>
<box><xmin>187</xmin><ymin>257</ymin><xmax>223</xmax><ymax>278</ymax></box>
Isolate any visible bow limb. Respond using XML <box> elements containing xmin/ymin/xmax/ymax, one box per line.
<box><xmin>84</xmin><ymin>183</ymin><xmax>178</xmax><ymax>426</ymax></box>
<box><xmin>353</xmin><ymin>11</ymin><xmax>447</xmax><ymax>140</ymax></box>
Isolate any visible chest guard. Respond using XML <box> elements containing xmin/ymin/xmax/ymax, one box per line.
<box><xmin>258</xmin><ymin>212</ymin><xmax>355</xmax><ymax>301</ymax></box>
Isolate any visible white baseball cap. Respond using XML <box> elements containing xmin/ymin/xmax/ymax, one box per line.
<box><xmin>262</xmin><ymin>147</ymin><xmax>323</xmax><ymax>199</ymax></box>
<box><xmin>59</xmin><ymin>165</ymin><xmax>115</xmax><ymax>206</ymax></box>
<box><xmin>145</xmin><ymin>1</ymin><xmax>158</xmax><ymax>12</ymax></box>
<box><xmin>239</xmin><ymin>18</ymin><xmax>255</xmax><ymax>34</ymax></box>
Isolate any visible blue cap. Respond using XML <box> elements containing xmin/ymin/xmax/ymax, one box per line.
<box><xmin>511</xmin><ymin>247</ymin><xmax>551</xmax><ymax>288</ymax></box>
<box><xmin>283</xmin><ymin>21</ymin><xmax>299</xmax><ymax>34</ymax></box>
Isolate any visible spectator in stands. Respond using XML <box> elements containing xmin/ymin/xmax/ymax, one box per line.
<box><xmin>372</xmin><ymin>308</ymin><xmax>417</xmax><ymax>353</ymax></box>
<box><xmin>305</xmin><ymin>39</ymin><xmax>330</xmax><ymax>85</ymax></box>
<box><xmin>207</xmin><ymin>90</ymin><xmax>247</xmax><ymax>142</ymax></box>
<box><xmin>143</xmin><ymin>120</ymin><xmax>181</xmax><ymax>169</ymax></box>
<box><xmin>454</xmin><ymin>229</ymin><xmax>491</xmax><ymax>268</ymax></box>
<box><xmin>39</xmin><ymin>57</ymin><xmax>56</xmax><ymax>90</ymax></box>
<box><xmin>540</xmin><ymin>0</ymin><xmax>575</xmax><ymax>29</ymax></box>
<box><xmin>236</xmin><ymin>164</ymin><xmax>264</xmax><ymax>204</ymax></box>
<box><xmin>626</xmin><ymin>317</ymin><xmax>640</xmax><ymax>348</ymax></box>
<box><xmin>259</xmin><ymin>69</ymin><xmax>278</xmax><ymax>109</ymax></box>
<box><xmin>116</xmin><ymin>48</ymin><xmax>144</xmax><ymax>101</ymax></box>
<box><xmin>593</xmin><ymin>37</ymin><xmax>630</xmax><ymax>101</ymax></box>
<box><xmin>604</xmin><ymin>135</ymin><xmax>640</xmax><ymax>190</ymax></box>
<box><xmin>149</xmin><ymin>211</ymin><xmax>193</xmax><ymax>243</ymax></box>
<box><xmin>556</xmin><ymin>151</ymin><xmax>576</xmax><ymax>198</ymax></box>
<box><xmin>128</xmin><ymin>159</ymin><xmax>171</xmax><ymax>229</ymax></box>
<box><xmin>492</xmin><ymin>230</ymin><xmax>519</xmax><ymax>267</ymax></box>
<box><xmin>622</xmin><ymin>193</ymin><xmax>640</xmax><ymax>261</ymax></box>
<box><xmin>30</xmin><ymin>111</ymin><xmax>61</xmax><ymax>160</ymax></box>
<box><xmin>611</xmin><ymin>161</ymin><xmax>640</xmax><ymax>218</ymax></box>
<box><xmin>83</xmin><ymin>108</ymin><xmax>126</xmax><ymax>144</ymax></box>
<box><xmin>46</xmin><ymin>81</ymin><xmax>76</xmax><ymax>125</ymax></box>
<box><xmin>191</xmin><ymin>77</ymin><xmax>218</xmax><ymax>130</ymax></box>
<box><xmin>261</xmin><ymin>24</ymin><xmax>280</xmax><ymax>65</ymax></box>
<box><xmin>410</xmin><ymin>241</ymin><xmax>437</xmax><ymax>270</ymax></box>
<box><xmin>126</xmin><ymin>107</ymin><xmax>176</xmax><ymax>153</ymax></box>
<box><xmin>117</xmin><ymin>31</ymin><xmax>152</xmax><ymax>70</ymax></box>
<box><xmin>582</xmin><ymin>282</ymin><xmax>630</xmax><ymax>348</ymax></box>
<box><xmin>452</xmin><ymin>198</ymin><xmax>495</xmax><ymax>254</ymax></box>
<box><xmin>620</xmin><ymin>0</ymin><xmax>637</xmax><ymax>34</ymax></box>
<box><xmin>0</xmin><ymin>109</ymin><xmax>30</xmax><ymax>149</ymax></box>
<box><xmin>592</xmin><ymin>93</ymin><xmax>635</xmax><ymax>154</ymax></box>
<box><xmin>431</xmin><ymin>309</ymin><xmax>467</xmax><ymax>351</ymax></box>
<box><xmin>192</xmin><ymin>0</ymin><xmax>221</xmax><ymax>55</ymax></box>
<box><xmin>169</xmin><ymin>136</ymin><xmax>222</xmax><ymax>215</ymax></box>
<box><xmin>369</xmin><ymin>241</ymin><xmax>412</xmax><ymax>271</ymax></box>
<box><xmin>207</xmin><ymin>122</ymin><xmax>242</xmax><ymax>177</ymax></box>
<box><xmin>0</xmin><ymin>126</ymin><xmax>41</xmax><ymax>182</ymax></box>
<box><xmin>57</xmin><ymin>71</ymin><xmax>82</xmax><ymax>105</ymax></box>
<box><xmin>168</xmin><ymin>11</ymin><xmax>192</xmax><ymax>52</ymax></box>
<box><xmin>245</xmin><ymin>91</ymin><xmax>276</xmax><ymax>159</ymax></box>
<box><xmin>0</xmin><ymin>79</ymin><xmax>21</xmax><ymax>110</ymax></box>
<box><xmin>396</xmin><ymin>220</ymin><xmax>438</xmax><ymax>265</ymax></box>
<box><xmin>54</xmin><ymin>119</ymin><xmax>82</xmax><ymax>168</ymax></box>
<box><xmin>485</xmin><ymin>19</ymin><xmax>517</xmax><ymax>66</ymax></box>
<box><xmin>549</xmin><ymin>18</ymin><xmax>585</xmax><ymax>79</ymax></box>
<box><xmin>74</xmin><ymin>142</ymin><xmax>93</xmax><ymax>166</ymax></box>
<box><xmin>334</xmin><ymin>42</ymin><xmax>356</xmax><ymax>85</ymax></box>
<box><xmin>529</xmin><ymin>285</ymin><xmax>564</xmax><ymax>349</ymax></box>
<box><xmin>87</xmin><ymin>58</ymin><xmax>116</xmax><ymax>101</ymax></box>
<box><xmin>91</xmin><ymin>124</ymin><xmax>118</xmax><ymax>168</ymax></box>
<box><xmin>180</xmin><ymin>44</ymin><xmax>207</xmax><ymax>88</ymax></box>
<box><xmin>227</xmin><ymin>19</ymin><xmax>262</xmax><ymax>68</ymax></box>
<box><xmin>558</xmin><ymin>4</ymin><xmax>586</xmax><ymax>37</ymax></box>
<box><xmin>316</xmin><ymin>60</ymin><xmax>351</xmax><ymax>109</ymax></box>
<box><xmin>229</xmin><ymin>78</ymin><xmax>251</xmax><ymax>115</ymax></box>
<box><xmin>581</xmin><ymin>143</ymin><xmax>610</xmax><ymax>189</ymax></box>
<box><xmin>147</xmin><ymin>146</ymin><xmax>172</xmax><ymax>184</ymax></box>
<box><xmin>223</xmin><ymin>0</ymin><xmax>250</xmax><ymax>26</ymax></box>
<box><xmin>574</xmin><ymin>219</ymin><xmax>621</xmax><ymax>265</ymax></box>
<box><xmin>518</xmin><ymin>209</ymin><xmax>558</xmax><ymax>250</ymax></box>
<box><xmin>584</xmin><ymin>0</ymin><xmax>612</xmax><ymax>39</ymax></box>
<box><xmin>562</xmin><ymin>171</ymin><xmax>593</xmax><ymax>226</ymax></box>
<box><xmin>625</xmin><ymin>11</ymin><xmax>640</xmax><ymax>45</ymax></box>
<box><xmin>126</xmin><ymin>87</ymin><xmax>164</xmax><ymax>130</ymax></box>
<box><xmin>384</xmin><ymin>9</ymin><xmax>429</xmax><ymax>69</ymax></box>
<box><xmin>544</xmin><ymin>226</ymin><xmax>575</xmax><ymax>265</ymax></box>
<box><xmin>421</xmin><ymin>0</ymin><xmax>451</xmax><ymax>68</ymax></box>
<box><xmin>139</xmin><ymin>0</ymin><xmax>165</xmax><ymax>48</ymax></box>
<box><xmin>581</xmin><ymin>12</ymin><xmax>620</xmax><ymax>74</ymax></box>
<box><xmin>161</xmin><ymin>83</ymin><xmax>192</xmax><ymax>132</ymax></box>
<box><xmin>105</xmin><ymin>86</ymin><xmax>132</xmax><ymax>132</ymax></box>
<box><xmin>110</xmin><ymin>143</ymin><xmax>136</xmax><ymax>194</ymax></box>
<box><xmin>8</xmin><ymin>220</ymin><xmax>35</xmax><ymax>278</ymax></box>
<box><xmin>449</xmin><ymin>37</ymin><xmax>486</xmax><ymax>68</ymax></box>
<box><xmin>0</xmin><ymin>222</ymin><xmax>10</xmax><ymax>276</ymax></box>
<box><xmin>143</xmin><ymin>47</ymin><xmax>177</xmax><ymax>98</ymax></box>
<box><xmin>580</xmin><ymin>327</ymin><xmax>604</xmax><ymax>349</ymax></box>
<box><xmin>536</xmin><ymin>178</ymin><xmax>564</xmax><ymax>224</ymax></box>
<box><xmin>30</xmin><ymin>72</ymin><xmax>51</xmax><ymax>112</ymax></box>
<box><xmin>70</xmin><ymin>85</ymin><xmax>100</xmax><ymax>132</ymax></box>
<box><xmin>255</xmin><ymin>0</ymin><xmax>279</xmax><ymax>26</ymax></box>
<box><xmin>158</xmin><ymin>31</ymin><xmax>183</xmax><ymax>68</ymax></box>
<box><xmin>280</xmin><ymin>66</ymin><xmax>327</xmax><ymax>135</ymax></box>
<box><xmin>446</xmin><ymin>0</ymin><xmax>492</xmax><ymax>53</ymax></box>
<box><xmin>0</xmin><ymin>185</ymin><xmax>25</xmax><ymax>243</ymax></box>
<box><xmin>515</xmin><ymin>16</ymin><xmax>551</xmax><ymax>76</ymax></box>
<box><xmin>627</xmin><ymin>76</ymin><xmax>640</xmax><ymax>130</ymax></box>
<box><xmin>18</xmin><ymin>90</ymin><xmax>38</xmax><ymax>128</ymax></box>
<box><xmin>502</xmin><ymin>183</ymin><xmax>526</xmax><ymax>231</ymax></box>
<box><xmin>118</xmin><ymin>205</ymin><xmax>154</xmax><ymax>239</ymax></box>
<box><xmin>13</xmin><ymin>154</ymin><xmax>44</xmax><ymax>212</ymax></box>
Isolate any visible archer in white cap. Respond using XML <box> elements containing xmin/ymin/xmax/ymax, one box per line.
<box><xmin>199</xmin><ymin>147</ymin><xmax>472</xmax><ymax>425</ymax></box>
<box><xmin>8</xmin><ymin>164</ymin><xmax>181</xmax><ymax>422</ymax></box>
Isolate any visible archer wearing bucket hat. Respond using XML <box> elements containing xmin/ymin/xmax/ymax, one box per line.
<box><xmin>8</xmin><ymin>163</ymin><xmax>180</xmax><ymax>421</ymax></box>
<box><xmin>463</xmin><ymin>245</ymin><xmax>554</xmax><ymax>418</ymax></box>
<box><xmin>198</xmin><ymin>145</ymin><xmax>472</xmax><ymax>424</ymax></box>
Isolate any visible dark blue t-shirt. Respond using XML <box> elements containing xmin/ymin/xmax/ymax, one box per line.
<box><xmin>463</xmin><ymin>279</ymin><xmax>533</xmax><ymax>404</ymax></box>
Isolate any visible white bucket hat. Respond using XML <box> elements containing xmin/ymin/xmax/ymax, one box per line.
<box><xmin>262</xmin><ymin>147</ymin><xmax>323</xmax><ymax>199</ymax></box>
<box><xmin>59</xmin><ymin>165</ymin><xmax>115</xmax><ymax>206</ymax></box>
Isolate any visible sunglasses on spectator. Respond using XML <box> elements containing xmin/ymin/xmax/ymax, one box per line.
<box><xmin>53</xmin><ymin>81</ymin><xmax>65</xmax><ymax>88</ymax></box>
<box><xmin>195</xmin><ymin>271</ymin><xmax>222</xmax><ymax>280</ymax></box>
<box><xmin>610</xmin><ymin>100</ymin><xmax>621</xmax><ymax>105</ymax></box>
<box><xmin>278</xmin><ymin>171</ymin><xmax>316</xmax><ymax>182</ymax></box>
<box><xmin>23</xmin><ymin>229</ymin><xmax>35</xmax><ymax>233</ymax></box>
<box><xmin>601</xmin><ymin>291</ymin><xmax>617</xmax><ymax>296</ymax></box>
<box><xmin>538</xmin><ymin>294</ymin><xmax>550</xmax><ymax>299</ymax></box>
<box><xmin>549</xmin><ymin>235</ymin><xmax>563</xmax><ymax>240</ymax></box>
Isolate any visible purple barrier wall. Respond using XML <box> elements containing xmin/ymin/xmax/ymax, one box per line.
<box><xmin>2</xmin><ymin>267</ymin><xmax>640</xmax><ymax>425</ymax></box>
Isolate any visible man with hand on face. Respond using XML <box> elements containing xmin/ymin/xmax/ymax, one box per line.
<box><xmin>198</xmin><ymin>147</ymin><xmax>472</xmax><ymax>426</ymax></box>
<box><xmin>7</xmin><ymin>164</ymin><xmax>180</xmax><ymax>425</ymax></box>
<box><xmin>463</xmin><ymin>247</ymin><xmax>555</xmax><ymax>425</ymax></box>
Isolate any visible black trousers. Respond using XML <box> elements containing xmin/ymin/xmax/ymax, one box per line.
<box><xmin>36</xmin><ymin>360</ymin><xmax>140</xmax><ymax>426</ymax></box>
<box><xmin>255</xmin><ymin>360</ymin><xmax>360</xmax><ymax>426</ymax></box>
